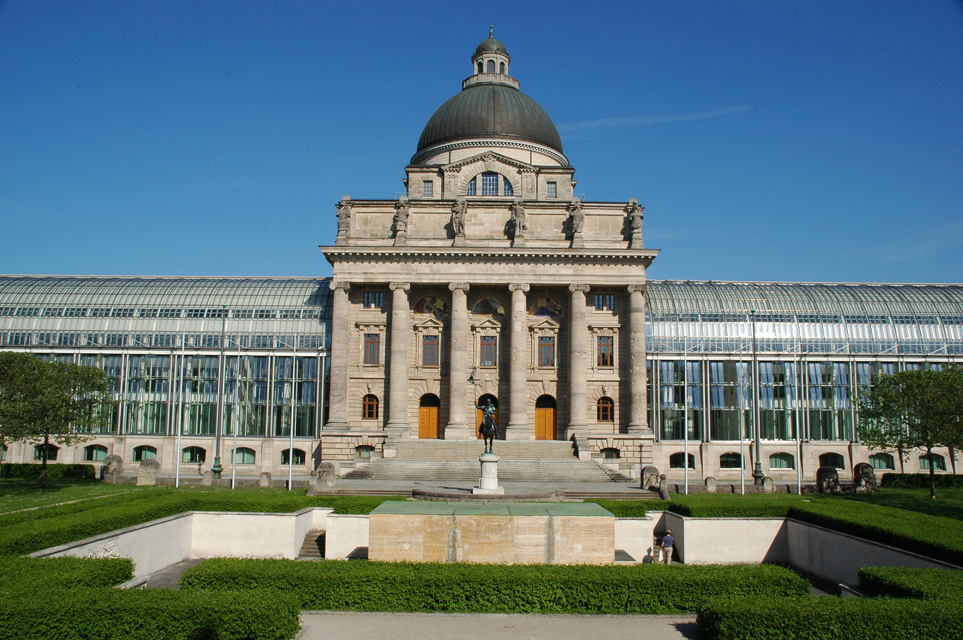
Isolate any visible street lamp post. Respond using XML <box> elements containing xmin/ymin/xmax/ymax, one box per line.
<box><xmin>212</xmin><ymin>304</ymin><xmax>227</xmax><ymax>479</ymax></box>
<box><xmin>751</xmin><ymin>309</ymin><xmax>764</xmax><ymax>485</ymax></box>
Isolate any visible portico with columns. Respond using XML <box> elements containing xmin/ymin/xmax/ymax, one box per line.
<box><xmin>321</xmin><ymin>33</ymin><xmax>658</xmax><ymax>462</ymax></box>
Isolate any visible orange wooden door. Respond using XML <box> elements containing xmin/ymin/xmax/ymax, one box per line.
<box><xmin>419</xmin><ymin>405</ymin><xmax>439</xmax><ymax>439</ymax></box>
<box><xmin>535</xmin><ymin>406</ymin><xmax>555</xmax><ymax>440</ymax></box>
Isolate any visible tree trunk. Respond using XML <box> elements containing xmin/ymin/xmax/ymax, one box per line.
<box><xmin>41</xmin><ymin>431</ymin><xmax>49</xmax><ymax>491</ymax></box>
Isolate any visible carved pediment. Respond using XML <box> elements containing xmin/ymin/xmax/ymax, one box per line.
<box><xmin>443</xmin><ymin>151</ymin><xmax>536</xmax><ymax>174</ymax></box>
<box><xmin>413</xmin><ymin>316</ymin><xmax>445</xmax><ymax>331</ymax></box>
<box><xmin>471</xmin><ymin>316</ymin><xmax>502</xmax><ymax>331</ymax></box>
<box><xmin>530</xmin><ymin>317</ymin><xmax>561</xmax><ymax>332</ymax></box>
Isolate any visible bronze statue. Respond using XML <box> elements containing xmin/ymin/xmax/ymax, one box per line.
<box><xmin>477</xmin><ymin>398</ymin><xmax>497</xmax><ymax>454</ymax></box>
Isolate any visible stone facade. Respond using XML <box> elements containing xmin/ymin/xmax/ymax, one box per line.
<box><xmin>322</xmin><ymin>36</ymin><xmax>657</xmax><ymax>456</ymax></box>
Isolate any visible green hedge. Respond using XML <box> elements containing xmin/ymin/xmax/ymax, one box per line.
<box><xmin>0</xmin><ymin>589</ymin><xmax>301</xmax><ymax>640</ymax></box>
<box><xmin>858</xmin><ymin>566</ymin><xmax>963</xmax><ymax>600</ymax></box>
<box><xmin>668</xmin><ymin>494</ymin><xmax>808</xmax><ymax>518</ymax></box>
<box><xmin>587</xmin><ymin>499</ymin><xmax>671</xmax><ymax>517</ymax></box>
<box><xmin>881</xmin><ymin>473</ymin><xmax>963</xmax><ymax>489</ymax></box>
<box><xmin>788</xmin><ymin>501</ymin><xmax>963</xmax><ymax>566</ymax></box>
<box><xmin>697</xmin><ymin>595</ymin><xmax>963</xmax><ymax>640</ymax></box>
<box><xmin>0</xmin><ymin>463</ymin><xmax>95</xmax><ymax>480</ymax></box>
<box><xmin>181</xmin><ymin>559</ymin><xmax>808</xmax><ymax>614</ymax></box>
<box><xmin>0</xmin><ymin>557</ymin><xmax>133</xmax><ymax>599</ymax></box>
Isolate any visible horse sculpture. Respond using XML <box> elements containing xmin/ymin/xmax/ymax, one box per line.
<box><xmin>477</xmin><ymin>398</ymin><xmax>497</xmax><ymax>454</ymax></box>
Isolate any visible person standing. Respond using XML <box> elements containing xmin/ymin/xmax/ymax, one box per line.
<box><xmin>660</xmin><ymin>530</ymin><xmax>675</xmax><ymax>565</ymax></box>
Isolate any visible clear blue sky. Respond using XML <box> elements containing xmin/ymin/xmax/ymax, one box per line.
<box><xmin>2</xmin><ymin>0</ymin><xmax>961</xmax><ymax>283</ymax></box>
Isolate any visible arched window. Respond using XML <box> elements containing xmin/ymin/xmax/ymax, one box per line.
<box><xmin>597</xmin><ymin>397</ymin><xmax>614</xmax><ymax>422</ymax></box>
<box><xmin>669</xmin><ymin>452</ymin><xmax>695</xmax><ymax>469</ymax></box>
<box><xmin>362</xmin><ymin>394</ymin><xmax>379</xmax><ymax>419</ymax></box>
<box><xmin>600</xmin><ymin>447</ymin><xmax>620</xmax><ymax>460</ymax></box>
<box><xmin>84</xmin><ymin>444</ymin><xmax>108</xmax><ymax>461</ymax></box>
<box><xmin>234</xmin><ymin>447</ymin><xmax>256</xmax><ymax>464</ymax></box>
<box><xmin>472</xmin><ymin>298</ymin><xmax>505</xmax><ymax>315</ymax></box>
<box><xmin>477</xmin><ymin>61</ymin><xmax>483</xmax><ymax>74</ymax></box>
<box><xmin>181</xmin><ymin>446</ymin><xmax>206</xmax><ymax>464</ymax></box>
<box><xmin>356</xmin><ymin>445</ymin><xmax>375</xmax><ymax>460</ymax></box>
<box><xmin>499</xmin><ymin>61</ymin><xmax>505</xmax><ymax>74</ymax></box>
<box><xmin>34</xmin><ymin>444</ymin><xmax>59</xmax><ymax>461</ymax></box>
<box><xmin>920</xmin><ymin>453</ymin><xmax>946</xmax><ymax>471</ymax></box>
<box><xmin>503</xmin><ymin>178</ymin><xmax>514</xmax><ymax>196</ymax></box>
<box><xmin>769</xmin><ymin>452</ymin><xmax>795</xmax><ymax>469</ymax></box>
<box><xmin>720</xmin><ymin>452</ymin><xmax>742</xmax><ymax>469</ymax></box>
<box><xmin>466</xmin><ymin>177</ymin><xmax>477</xmax><ymax>195</ymax></box>
<box><xmin>819</xmin><ymin>452</ymin><xmax>845</xmax><ymax>469</ymax></box>
<box><xmin>282</xmin><ymin>448</ymin><xmax>306</xmax><ymax>465</ymax></box>
<box><xmin>869</xmin><ymin>453</ymin><xmax>895</xmax><ymax>470</ymax></box>
<box><xmin>487</xmin><ymin>60</ymin><xmax>495</xmax><ymax>73</ymax></box>
<box><xmin>133</xmin><ymin>445</ymin><xmax>157</xmax><ymax>461</ymax></box>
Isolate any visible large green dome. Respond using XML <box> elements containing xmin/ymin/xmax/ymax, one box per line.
<box><xmin>416</xmin><ymin>82</ymin><xmax>564</xmax><ymax>155</ymax></box>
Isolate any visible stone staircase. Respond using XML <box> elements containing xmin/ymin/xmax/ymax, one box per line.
<box><xmin>297</xmin><ymin>530</ymin><xmax>325</xmax><ymax>559</ymax></box>
<box><xmin>343</xmin><ymin>440</ymin><xmax>621</xmax><ymax>483</ymax></box>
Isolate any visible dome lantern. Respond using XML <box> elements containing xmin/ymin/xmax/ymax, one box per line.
<box><xmin>472</xmin><ymin>26</ymin><xmax>510</xmax><ymax>77</ymax></box>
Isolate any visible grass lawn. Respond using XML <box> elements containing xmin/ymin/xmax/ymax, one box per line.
<box><xmin>846</xmin><ymin>487</ymin><xmax>963</xmax><ymax>521</ymax></box>
<box><xmin>0</xmin><ymin>478</ymin><xmax>143</xmax><ymax>514</ymax></box>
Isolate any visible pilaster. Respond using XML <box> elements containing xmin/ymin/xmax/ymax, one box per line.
<box><xmin>386</xmin><ymin>282</ymin><xmax>410</xmax><ymax>439</ymax></box>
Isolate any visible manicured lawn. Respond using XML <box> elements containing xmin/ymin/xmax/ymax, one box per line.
<box><xmin>846</xmin><ymin>487</ymin><xmax>963</xmax><ymax>521</ymax></box>
<box><xmin>0</xmin><ymin>478</ymin><xmax>143</xmax><ymax>514</ymax></box>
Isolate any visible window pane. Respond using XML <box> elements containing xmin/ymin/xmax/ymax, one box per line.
<box><xmin>503</xmin><ymin>178</ymin><xmax>514</xmax><ymax>196</ymax></box>
<box><xmin>538</xmin><ymin>336</ymin><xmax>555</xmax><ymax>367</ymax></box>
<box><xmin>364</xmin><ymin>334</ymin><xmax>380</xmax><ymax>365</ymax></box>
<box><xmin>547</xmin><ymin>181</ymin><xmax>557</xmax><ymax>198</ymax></box>
<box><xmin>423</xmin><ymin>335</ymin><xmax>440</xmax><ymax>366</ymax></box>
<box><xmin>481</xmin><ymin>172</ymin><xmax>499</xmax><ymax>196</ymax></box>
<box><xmin>422</xmin><ymin>180</ymin><xmax>433</xmax><ymax>197</ymax></box>
<box><xmin>597</xmin><ymin>336</ymin><xmax>614</xmax><ymax>367</ymax></box>
<box><xmin>466</xmin><ymin>177</ymin><xmax>476</xmax><ymax>196</ymax></box>
<box><xmin>480</xmin><ymin>336</ymin><xmax>497</xmax><ymax>366</ymax></box>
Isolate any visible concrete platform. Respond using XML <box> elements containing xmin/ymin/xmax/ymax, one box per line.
<box><xmin>368</xmin><ymin>501</ymin><xmax>615</xmax><ymax>564</ymax></box>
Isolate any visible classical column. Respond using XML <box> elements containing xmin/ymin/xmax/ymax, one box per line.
<box><xmin>506</xmin><ymin>283</ymin><xmax>530</xmax><ymax>439</ymax></box>
<box><xmin>326</xmin><ymin>281</ymin><xmax>350</xmax><ymax>430</ymax></box>
<box><xmin>446</xmin><ymin>283</ymin><xmax>472</xmax><ymax>439</ymax></box>
<box><xmin>567</xmin><ymin>284</ymin><xmax>590</xmax><ymax>437</ymax></box>
<box><xmin>627</xmin><ymin>284</ymin><xmax>650</xmax><ymax>434</ymax></box>
<box><xmin>386</xmin><ymin>282</ymin><xmax>410</xmax><ymax>438</ymax></box>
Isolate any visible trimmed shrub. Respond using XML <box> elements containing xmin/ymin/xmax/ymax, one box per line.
<box><xmin>0</xmin><ymin>589</ymin><xmax>300</xmax><ymax>640</ymax></box>
<box><xmin>668</xmin><ymin>494</ymin><xmax>807</xmax><ymax>518</ymax></box>
<box><xmin>0</xmin><ymin>463</ymin><xmax>95</xmax><ymax>480</ymax></box>
<box><xmin>881</xmin><ymin>473</ymin><xmax>963</xmax><ymax>489</ymax></box>
<box><xmin>588</xmin><ymin>499</ymin><xmax>671</xmax><ymax>517</ymax></box>
<box><xmin>697</xmin><ymin>595</ymin><xmax>963</xmax><ymax>640</ymax></box>
<box><xmin>0</xmin><ymin>557</ymin><xmax>133</xmax><ymax>598</ymax></box>
<box><xmin>859</xmin><ymin>566</ymin><xmax>963</xmax><ymax>600</ymax></box>
<box><xmin>181</xmin><ymin>559</ymin><xmax>809</xmax><ymax>614</ymax></box>
<box><xmin>788</xmin><ymin>500</ymin><xmax>963</xmax><ymax>566</ymax></box>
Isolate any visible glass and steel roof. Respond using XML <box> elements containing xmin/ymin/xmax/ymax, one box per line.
<box><xmin>645</xmin><ymin>280</ymin><xmax>963</xmax><ymax>357</ymax></box>
<box><xmin>0</xmin><ymin>276</ymin><xmax>331</xmax><ymax>350</ymax></box>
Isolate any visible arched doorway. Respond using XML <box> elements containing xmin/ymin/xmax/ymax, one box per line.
<box><xmin>419</xmin><ymin>394</ymin><xmax>441</xmax><ymax>439</ymax></box>
<box><xmin>476</xmin><ymin>394</ymin><xmax>499</xmax><ymax>439</ymax></box>
<box><xmin>535</xmin><ymin>395</ymin><xmax>556</xmax><ymax>440</ymax></box>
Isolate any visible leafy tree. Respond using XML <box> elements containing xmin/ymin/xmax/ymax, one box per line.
<box><xmin>0</xmin><ymin>352</ymin><xmax>114</xmax><ymax>488</ymax></box>
<box><xmin>858</xmin><ymin>365</ymin><xmax>963</xmax><ymax>499</ymax></box>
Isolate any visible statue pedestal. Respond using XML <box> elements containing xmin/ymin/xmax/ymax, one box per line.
<box><xmin>473</xmin><ymin>452</ymin><xmax>504</xmax><ymax>495</ymax></box>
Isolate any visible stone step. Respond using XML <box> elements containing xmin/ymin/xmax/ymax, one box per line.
<box><xmin>393</xmin><ymin>439</ymin><xmax>576</xmax><ymax>462</ymax></box>
<box><xmin>298</xmin><ymin>529</ymin><xmax>325</xmax><ymax>559</ymax></box>
<box><xmin>344</xmin><ymin>458</ymin><xmax>615</xmax><ymax>482</ymax></box>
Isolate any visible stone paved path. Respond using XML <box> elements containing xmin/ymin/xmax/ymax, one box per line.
<box><xmin>296</xmin><ymin>612</ymin><xmax>699</xmax><ymax>640</ymax></box>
